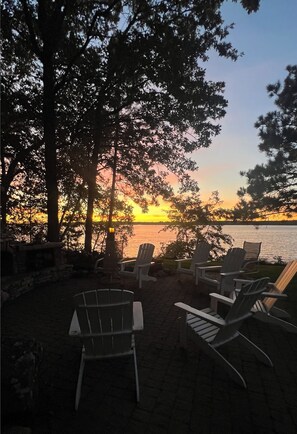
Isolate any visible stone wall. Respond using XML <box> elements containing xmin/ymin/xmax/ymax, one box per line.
<box><xmin>1</xmin><ymin>265</ymin><xmax>73</xmax><ymax>303</ymax></box>
<box><xmin>1</xmin><ymin>242</ymin><xmax>73</xmax><ymax>305</ymax></box>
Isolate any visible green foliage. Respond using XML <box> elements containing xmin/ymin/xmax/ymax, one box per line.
<box><xmin>235</xmin><ymin>65</ymin><xmax>297</xmax><ymax>219</ymax></box>
<box><xmin>159</xmin><ymin>240</ymin><xmax>192</xmax><ymax>259</ymax></box>
<box><xmin>64</xmin><ymin>250</ymin><xmax>100</xmax><ymax>273</ymax></box>
<box><xmin>163</xmin><ymin>191</ymin><xmax>233</xmax><ymax>259</ymax></box>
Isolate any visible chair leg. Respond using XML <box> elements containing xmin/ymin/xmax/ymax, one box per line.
<box><xmin>75</xmin><ymin>350</ymin><xmax>85</xmax><ymax>410</ymax></box>
<box><xmin>133</xmin><ymin>347</ymin><xmax>140</xmax><ymax>402</ymax></box>
<box><xmin>200</xmin><ymin>339</ymin><xmax>247</xmax><ymax>388</ymax></box>
<box><xmin>237</xmin><ymin>333</ymin><xmax>273</xmax><ymax>367</ymax></box>
<box><xmin>254</xmin><ymin>312</ymin><xmax>297</xmax><ymax>333</ymax></box>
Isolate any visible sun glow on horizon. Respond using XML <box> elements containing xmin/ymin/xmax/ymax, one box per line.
<box><xmin>132</xmin><ymin>199</ymin><xmax>297</xmax><ymax>223</ymax></box>
<box><xmin>132</xmin><ymin>203</ymin><xmax>170</xmax><ymax>223</ymax></box>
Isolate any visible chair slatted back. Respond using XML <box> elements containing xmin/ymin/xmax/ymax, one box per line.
<box><xmin>134</xmin><ymin>243</ymin><xmax>155</xmax><ymax>276</ymax></box>
<box><xmin>219</xmin><ymin>248</ymin><xmax>246</xmax><ymax>293</ymax></box>
<box><xmin>190</xmin><ymin>241</ymin><xmax>211</xmax><ymax>272</ymax></box>
<box><xmin>74</xmin><ymin>289</ymin><xmax>134</xmax><ymax>358</ymax></box>
<box><xmin>213</xmin><ymin>277</ymin><xmax>270</xmax><ymax>347</ymax></box>
<box><xmin>263</xmin><ymin>260</ymin><xmax>297</xmax><ymax>311</ymax></box>
<box><xmin>243</xmin><ymin>241</ymin><xmax>262</xmax><ymax>261</ymax></box>
<box><xmin>222</xmin><ymin>248</ymin><xmax>246</xmax><ymax>273</ymax></box>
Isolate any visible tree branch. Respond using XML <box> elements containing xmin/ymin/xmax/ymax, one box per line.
<box><xmin>20</xmin><ymin>0</ymin><xmax>43</xmax><ymax>59</ymax></box>
<box><xmin>55</xmin><ymin>0</ymin><xmax>122</xmax><ymax>93</ymax></box>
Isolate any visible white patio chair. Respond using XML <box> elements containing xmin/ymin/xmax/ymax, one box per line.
<box><xmin>242</xmin><ymin>241</ymin><xmax>262</xmax><ymax>274</ymax></box>
<box><xmin>196</xmin><ymin>247</ymin><xmax>246</xmax><ymax>295</ymax></box>
<box><xmin>175</xmin><ymin>277</ymin><xmax>273</xmax><ymax>388</ymax></box>
<box><xmin>69</xmin><ymin>288</ymin><xmax>144</xmax><ymax>410</ymax></box>
<box><xmin>175</xmin><ymin>241</ymin><xmax>211</xmax><ymax>284</ymax></box>
<box><xmin>119</xmin><ymin>243</ymin><xmax>157</xmax><ymax>289</ymax></box>
<box><xmin>233</xmin><ymin>260</ymin><xmax>297</xmax><ymax>333</ymax></box>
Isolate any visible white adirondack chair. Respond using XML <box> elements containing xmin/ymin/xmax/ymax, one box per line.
<box><xmin>69</xmin><ymin>289</ymin><xmax>144</xmax><ymax>410</ymax></box>
<box><xmin>234</xmin><ymin>260</ymin><xmax>297</xmax><ymax>333</ymax></box>
<box><xmin>175</xmin><ymin>241</ymin><xmax>211</xmax><ymax>284</ymax></box>
<box><xmin>119</xmin><ymin>243</ymin><xmax>157</xmax><ymax>289</ymax></box>
<box><xmin>196</xmin><ymin>247</ymin><xmax>246</xmax><ymax>295</ymax></box>
<box><xmin>242</xmin><ymin>241</ymin><xmax>262</xmax><ymax>274</ymax></box>
<box><xmin>175</xmin><ymin>277</ymin><xmax>273</xmax><ymax>388</ymax></box>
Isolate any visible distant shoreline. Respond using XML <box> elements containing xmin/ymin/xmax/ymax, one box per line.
<box><xmin>130</xmin><ymin>221</ymin><xmax>297</xmax><ymax>226</ymax></box>
<box><xmin>7</xmin><ymin>221</ymin><xmax>297</xmax><ymax>229</ymax></box>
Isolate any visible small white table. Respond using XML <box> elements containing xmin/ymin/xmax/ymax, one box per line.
<box><xmin>69</xmin><ymin>301</ymin><xmax>144</xmax><ymax>336</ymax></box>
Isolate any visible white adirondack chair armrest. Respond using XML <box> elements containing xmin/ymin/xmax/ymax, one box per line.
<box><xmin>234</xmin><ymin>278</ymin><xmax>253</xmax><ymax>289</ymax></box>
<box><xmin>197</xmin><ymin>265</ymin><xmax>222</xmax><ymax>271</ymax></box>
<box><xmin>261</xmin><ymin>292</ymin><xmax>288</xmax><ymax>299</ymax></box>
<box><xmin>136</xmin><ymin>262</ymin><xmax>154</xmax><ymax>269</ymax></box>
<box><xmin>175</xmin><ymin>257</ymin><xmax>192</xmax><ymax>270</ymax></box>
<box><xmin>174</xmin><ymin>302</ymin><xmax>225</xmax><ymax>327</ymax></box>
<box><xmin>69</xmin><ymin>310</ymin><xmax>81</xmax><ymax>336</ymax></box>
<box><xmin>119</xmin><ymin>259</ymin><xmax>136</xmax><ymax>271</ymax></box>
<box><xmin>119</xmin><ymin>258</ymin><xmax>136</xmax><ymax>265</ymax></box>
<box><xmin>197</xmin><ymin>265</ymin><xmax>222</xmax><ymax>279</ymax></box>
<box><xmin>209</xmin><ymin>292</ymin><xmax>235</xmax><ymax>313</ymax></box>
<box><xmin>133</xmin><ymin>301</ymin><xmax>144</xmax><ymax>331</ymax></box>
<box><xmin>209</xmin><ymin>293</ymin><xmax>234</xmax><ymax>306</ymax></box>
<box><xmin>194</xmin><ymin>261</ymin><xmax>211</xmax><ymax>268</ymax></box>
<box><xmin>220</xmin><ymin>270</ymin><xmax>245</xmax><ymax>277</ymax></box>
<box><xmin>234</xmin><ymin>278</ymin><xmax>252</xmax><ymax>283</ymax></box>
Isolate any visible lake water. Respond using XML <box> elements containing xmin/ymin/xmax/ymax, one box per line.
<box><xmin>123</xmin><ymin>224</ymin><xmax>296</xmax><ymax>263</ymax></box>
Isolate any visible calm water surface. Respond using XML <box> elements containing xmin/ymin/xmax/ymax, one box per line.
<box><xmin>123</xmin><ymin>224</ymin><xmax>296</xmax><ymax>263</ymax></box>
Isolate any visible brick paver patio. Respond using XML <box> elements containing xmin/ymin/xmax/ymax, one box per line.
<box><xmin>2</xmin><ymin>272</ymin><xmax>297</xmax><ymax>433</ymax></box>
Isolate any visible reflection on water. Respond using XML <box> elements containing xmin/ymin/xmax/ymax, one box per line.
<box><xmin>123</xmin><ymin>224</ymin><xmax>296</xmax><ymax>263</ymax></box>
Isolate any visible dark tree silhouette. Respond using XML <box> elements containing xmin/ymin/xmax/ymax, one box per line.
<box><xmin>237</xmin><ymin>65</ymin><xmax>297</xmax><ymax>219</ymax></box>
<box><xmin>82</xmin><ymin>0</ymin><xmax>261</xmax><ymax>251</ymax></box>
<box><xmin>1</xmin><ymin>0</ymin><xmax>260</xmax><ymax>246</ymax></box>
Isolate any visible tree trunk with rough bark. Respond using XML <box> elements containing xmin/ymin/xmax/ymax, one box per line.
<box><xmin>84</xmin><ymin>116</ymin><xmax>102</xmax><ymax>253</ymax></box>
<box><xmin>1</xmin><ymin>188</ymin><xmax>8</xmax><ymax>231</ymax></box>
<box><xmin>43</xmin><ymin>49</ymin><xmax>59</xmax><ymax>242</ymax></box>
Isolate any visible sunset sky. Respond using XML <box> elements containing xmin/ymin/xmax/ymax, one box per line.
<box><xmin>134</xmin><ymin>0</ymin><xmax>297</xmax><ymax>222</ymax></box>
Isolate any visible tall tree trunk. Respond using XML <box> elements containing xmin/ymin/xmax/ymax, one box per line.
<box><xmin>1</xmin><ymin>187</ymin><xmax>8</xmax><ymax>232</ymax></box>
<box><xmin>85</xmin><ymin>175</ymin><xmax>96</xmax><ymax>253</ymax></box>
<box><xmin>43</xmin><ymin>51</ymin><xmax>59</xmax><ymax>242</ymax></box>
<box><xmin>1</xmin><ymin>155</ymin><xmax>7</xmax><ymax>230</ymax></box>
<box><xmin>85</xmin><ymin>118</ymin><xmax>102</xmax><ymax>253</ymax></box>
<box><xmin>108</xmin><ymin>120</ymin><xmax>119</xmax><ymax>227</ymax></box>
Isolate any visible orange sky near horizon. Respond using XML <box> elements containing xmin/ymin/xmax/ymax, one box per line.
<box><xmin>132</xmin><ymin>202</ymin><xmax>169</xmax><ymax>223</ymax></box>
<box><xmin>132</xmin><ymin>206</ymin><xmax>297</xmax><ymax>223</ymax></box>
<box><xmin>131</xmin><ymin>197</ymin><xmax>297</xmax><ymax>223</ymax></box>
